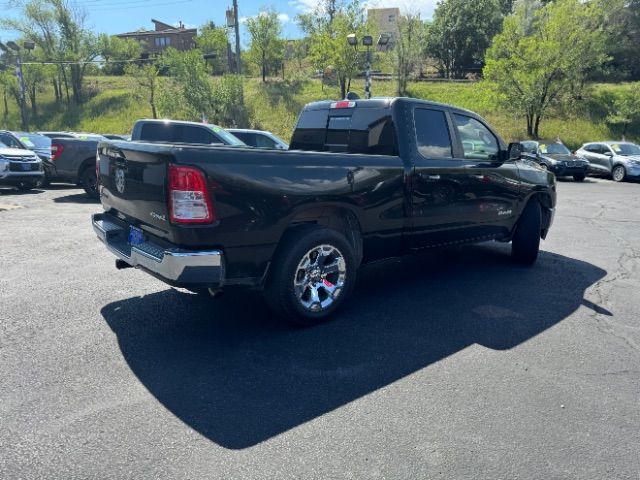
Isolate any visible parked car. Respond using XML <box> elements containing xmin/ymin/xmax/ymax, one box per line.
<box><xmin>520</xmin><ymin>140</ymin><xmax>589</xmax><ymax>182</ymax></box>
<box><xmin>0</xmin><ymin>131</ymin><xmax>54</xmax><ymax>185</ymax></box>
<box><xmin>131</xmin><ymin>119</ymin><xmax>246</xmax><ymax>146</ymax></box>
<box><xmin>576</xmin><ymin>141</ymin><xmax>640</xmax><ymax>182</ymax></box>
<box><xmin>39</xmin><ymin>131</ymin><xmax>107</xmax><ymax>142</ymax></box>
<box><xmin>0</xmin><ymin>142</ymin><xmax>44</xmax><ymax>191</ymax></box>
<box><xmin>38</xmin><ymin>131</ymin><xmax>77</xmax><ymax>139</ymax></box>
<box><xmin>48</xmin><ymin>138</ymin><xmax>102</xmax><ymax>198</ymax></box>
<box><xmin>227</xmin><ymin>128</ymin><xmax>289</xmax><ymax>150</ymax></box>
<box><xmin>92</xmin><ymin>97</ymin><xmax>556</xmax><ymax>325</ymax></box>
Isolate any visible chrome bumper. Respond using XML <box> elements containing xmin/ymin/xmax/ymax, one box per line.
<box><xmin>92</xmin><ymin>213</ymin><xmax>224</xmax><ymax>287</ymax></box>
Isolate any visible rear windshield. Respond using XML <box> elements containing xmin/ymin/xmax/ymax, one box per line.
<box><xmin>18</xmin><ymin>134</ymin><xmax>51</xmax><ymax>149</ymax></box>
<box><xmin>291</xmin><ymin>107</ymin><xmax>398</xmax><ymax>155</ymax></box>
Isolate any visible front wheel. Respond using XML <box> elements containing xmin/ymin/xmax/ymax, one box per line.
<box><xmin>264</xmin><ymin>226</ymin><xmax>357</xmax><ymax>326</ymax></box>
<box><xmin>573</xmin><ymin>174</ymin><xmax>586</xmax><ymax>182</ymax></box>
<box><xmin>511</xmin><ymin>200</ymin><xmax>541</xmax><ymax>266</ymax></box>
<box><xmin>80</xmin><ymin>165</ymin><xmax>99</xmax><ymax>199</ymax></box>
<box><xmin>612</xmin><ymin>165</ymin><xmax>626</xmax><ymax>182</ymax></box>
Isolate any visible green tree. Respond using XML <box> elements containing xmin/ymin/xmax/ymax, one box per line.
<box><xmin>196</xmin><ymin>21</ymin><xmax>229</xmax><ymax>75</ymax></box>
<box><xmin>246</xmin><ymin>9</ymin><xmax>284</xmax><ymax>82</ymax></box>
<box><xmin>426</xmin><ymin>0</ymin><xmax>504</xmax><ymax>79</ymax></box>
<box><xmin>395</xmin><ymin>14</ymin><xmax>426</xmax><ymax>96</ymax></box>
<box><xmin>606</xmin><ymin>84</ymin><xmax>640</xmax><ymax>138</ymax></box>
<box><xmin>485</xmin><ymin>0</ymin><xmax>609</xmax><ymax>138</ymax></box>
<box><xmin>298</xmin><ymin>0</ymin><xmax>370</xmax><ymax>98</ymax></box>
<box><xmin>3</xmin><ymin>0</ymin><xmax>102</xmax><ymax>104</ymax></box>
<box><xmin>99</xmin><ymin>35</ymin><xmax>142</xmax><ymax>75</ymax></box>
<box><xmin>125</xmin><ymin>60</ymin><xmax>163</xmax><ymax>119</ymax></box>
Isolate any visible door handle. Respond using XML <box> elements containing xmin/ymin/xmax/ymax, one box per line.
<box><xmin>426</xmin><ymin>175</ymin><xmax>440</xmax><ymax>180</ymax></box>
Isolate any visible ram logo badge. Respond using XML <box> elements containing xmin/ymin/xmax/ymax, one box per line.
<box><xmin>115</xmin><ymin>168</ymin><xmax>126</xmax><ymax>194</ymax></box>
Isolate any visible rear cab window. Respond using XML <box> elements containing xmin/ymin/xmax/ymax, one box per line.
<box><xmin>291</xmin><ymin>103</ymin><xmax>398</xmax><ymax>156</ymax></box>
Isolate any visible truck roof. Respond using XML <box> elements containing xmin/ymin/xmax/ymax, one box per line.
<box><xmin>303</xmin><ymin>97</ymin><xmax>479</xmax><ymax>117</ymax></box>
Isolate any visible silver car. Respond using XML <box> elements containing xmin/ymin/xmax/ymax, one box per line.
<box><xmin>576</xmin><ymin>141</ymin><xmax>640</xmax><ymax>182</ymax></box>
<box><xmin>227</xmin><ymin>129</ymin><xmax>289</xmax><ymax>150</ymax></box>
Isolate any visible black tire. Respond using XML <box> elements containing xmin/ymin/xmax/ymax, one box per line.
<box><xmin>264</xmin><ymin>226</ymin><xmax>358</xmax><ymax>326</ymax></box>
<box><xmin>16</xmin><ymin>182</ymin><xmax>36</xmax><ymax>192</ymax></box>
<box><xmin>511</xmin><ymin>200</ymin><xmax>542</xmax><ymax>266</ymax></box>
<box><xmin>612</xmin><ymin>165</ymin><xmax>626</xmax><ymax>182</ymax></box>
<box><xmin>573</xmin><ymin>174</ymin><xmax>586</xmax><ymax>182</ymax></box>
<box><xmin>80</xmin><ymin>165</ymin><xmax>99</xmax><ymax>198</ymax></box>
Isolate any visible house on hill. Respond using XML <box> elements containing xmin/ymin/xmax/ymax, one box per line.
<box><xmin>116</xmin><ymin>19</ymin><xmax>197</xmax><ymax>55</ymax></box>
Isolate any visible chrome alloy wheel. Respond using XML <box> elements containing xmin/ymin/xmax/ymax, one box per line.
<box><xmin>293</xmin><ymin>244</ymin><xmax>347</xmax><ymax>313</ymax></box>
<box><xmin>612</xmin><ymin>165</ymin><xmax>625</xmax><ymax>182</ymax></box>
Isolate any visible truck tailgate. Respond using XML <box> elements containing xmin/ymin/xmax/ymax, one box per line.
<box><xmin>98</xmin><ymin>142</ymin><xmax>171</xmax><ymax>233</ymax></box>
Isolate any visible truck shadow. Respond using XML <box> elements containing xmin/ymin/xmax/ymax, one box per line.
<box><xmin>101</xmin><ymin>244</ymin><xmax>607</xmax><ymax>449</ymax></box>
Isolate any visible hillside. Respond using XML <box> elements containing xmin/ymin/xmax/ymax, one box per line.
<box><xmin>1</xmin><ymin>76</ymin><xmax>638</xmax><ymax>150</ymax></box>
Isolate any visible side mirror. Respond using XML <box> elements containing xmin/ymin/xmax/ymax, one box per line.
<box><xmin>604</xmin><ymin>151</ymin><xmax>613</xmax><ymax>157</ymax></box>
<box><xmin>507</xmin><ymin>142</ymin><xmax>522</xmax><ymax>160</ymax></box>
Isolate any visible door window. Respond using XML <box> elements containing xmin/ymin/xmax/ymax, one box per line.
<box><xmin>414</xmin><ymin>108</ymin><xmax>453</xmax><ymax>158</ymax></box>
<box><xmin>255</xmin><ymin>134</ymin><xmax>278</xmax><ymax>149</ymax></box>
<box><xmin>452</xmin><ymin>114</ymin><xmax>499</xmax><ymax>161</ymax></box>
<box><xmin>231</xmin><ymin>131</ymin><xmax>256</xmax><ymax>146</ymax></box>
<box><xmin>0</xmin><ymin>134</ymin><xmax>21</xmax><ymax>149</ymax></box>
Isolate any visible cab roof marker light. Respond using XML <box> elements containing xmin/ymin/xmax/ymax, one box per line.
<box><xmin>330</xmin><ymin>101</ymin><xmax>356</xmax><ymax>109</ymax></box>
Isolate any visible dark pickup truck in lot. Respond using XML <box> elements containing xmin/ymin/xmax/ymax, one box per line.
<box><xmin>92</xmin><ymin>97</ymin><xmax>556</xmax><ymax>325</ymax></box>
<box><xmin>46</xmin><ymin>137</ymin><xmax>102</xmax><ymax>197</ymax></box>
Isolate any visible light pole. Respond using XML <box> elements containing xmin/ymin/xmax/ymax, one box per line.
<box><xmin>347</xmin><ymin>34</ymin><xmax>389</xmax><ymax>99</ymax></box>
<box><xmin>4</xmin><ymin>40</ymin><xmax>35</xmax><ymax>130</ymax></box>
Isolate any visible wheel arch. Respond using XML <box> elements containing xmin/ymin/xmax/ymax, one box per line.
<box><xmin>76</xmin><ymin>156</ymin><xmax>97</xmax><ymax>182</ymax></box>
<box><xmin>522</xmin><ymin>190</ymin><xmax>554</xmax><ymax>239</ymax></box>
<box><xmin>278</xmin><ymin>204</ymin><xmax>364</xmax><ymax>266</ymax></box>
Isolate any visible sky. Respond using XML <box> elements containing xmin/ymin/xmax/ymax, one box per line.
<box><xmin>0</xmin><ymin>0</ymin><xmax>439</xmax><ymax>43</ymax></box>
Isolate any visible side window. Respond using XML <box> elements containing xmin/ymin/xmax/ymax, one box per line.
<box><xmin>521</xmin><ymin>141</ymin><xmax>537</xmax><ymax>154</ymax></box>
<box><xmin>255</xmin><ymin>134</ymin><xmax>277</xmax><ymax>149</ymax></box>
<box><xmin>0</xmin><ymin>134</ymin><xmax>21</xmax><ymax>149</ymax></box>
<box><xmin>414</xmin><ymin>108</ymin><xmax>453</xmax><ymax>158</ymax></box>
<box><xmin>452</xmin><ymin>114</ymin><xmax>499</xmax><ymax>161</ymax></box>
<box><xmin>232</xmin><ymin>132</ymin><xmax>256</xmax><ymax>146</ymax></box>
<box><xmin>139</xmin><ymin>123</ymin><xmax>175</xmax><ymax>142</ymax></box>
<box><xmin>178</xmin><ymin>125</ymin><xmax>218</xmax><ymax>145</ymax></box>
<box><xmin>599</xmin><ymin>145</ymin><xmax>612</xmax><ymax>155</ymax></box>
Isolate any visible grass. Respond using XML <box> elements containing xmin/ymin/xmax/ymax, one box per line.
<box><xmin>2</xmin><ymin>75</ymin><xmax>638</xmax><ymax>150</ymax></box>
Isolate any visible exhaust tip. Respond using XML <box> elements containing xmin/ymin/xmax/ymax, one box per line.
<box><xmin>115</xmin><ymin>259</ymin><xmax>133</xmax><ymax>270</ymax></box>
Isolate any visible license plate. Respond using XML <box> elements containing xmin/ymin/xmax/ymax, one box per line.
<box><xmin>21</xmin><ymin>163</ymin><xmax>32</xmax><ymax>171</ymax></box>
<box><xmin>128</xmin><ymin>226</ymin><xmax>145</xmax><ymax>246</ymax></box>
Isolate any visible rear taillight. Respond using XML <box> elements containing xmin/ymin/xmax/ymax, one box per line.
<box><xmin>168</xmin><ymin>164</ymin><xmax>215</xmax><ymax>224</ymax></box>
<box><xmin>51</xmin><ymin>144</ymin><xmax>64</xmax><ymax>161</ymax></box>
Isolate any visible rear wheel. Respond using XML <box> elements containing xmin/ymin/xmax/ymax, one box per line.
<box><xmin>612</xmin><ymin>165</ymin><xmax>626</xmax><ymax>182</ymax></box>
<box><xmin>80</xmin><ymin>165</ymin><xmax>99</xmax><ymax>198</ymax></box>
<box><xmin>573</xmin><ymin>174</ymin><xmax>586</xmax><ymax>182</ymax></box>
<box><xmin>511</xmin><ymin>200</ymin><xmax>541</xmax><ymax>266</ymax></box>
<box><xmin>264</xmin><ymin>226</ymin><xmax>357</xmax><ymax>326</ymax></box>
<box><xmin>16</xmin><ymin>182</ymin><xmax>36</xmax><ymax>192</ymax></box>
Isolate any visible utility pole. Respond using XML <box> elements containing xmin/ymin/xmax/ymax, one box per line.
<box><xmin>233</xmin><ymin>0</ymin><xmax>241</xmax><ymax>75</ymax></box>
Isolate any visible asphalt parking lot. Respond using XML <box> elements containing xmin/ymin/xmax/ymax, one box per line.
<box><xmin>1</xmin><ymin>178</ymin><xmax>639</xmax><ymax>479</ymax></box>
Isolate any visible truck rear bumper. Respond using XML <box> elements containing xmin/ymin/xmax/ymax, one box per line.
<box><xmin>92</xmin><ymin>213</ymin><xmax>224</xmax><ymax>288</ymax></box>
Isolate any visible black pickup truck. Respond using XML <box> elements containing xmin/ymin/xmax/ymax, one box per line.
<box><xmin>92</xmin><ymin>97</ymin><xmax>556</xmax><ymax>325</ymax></box>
